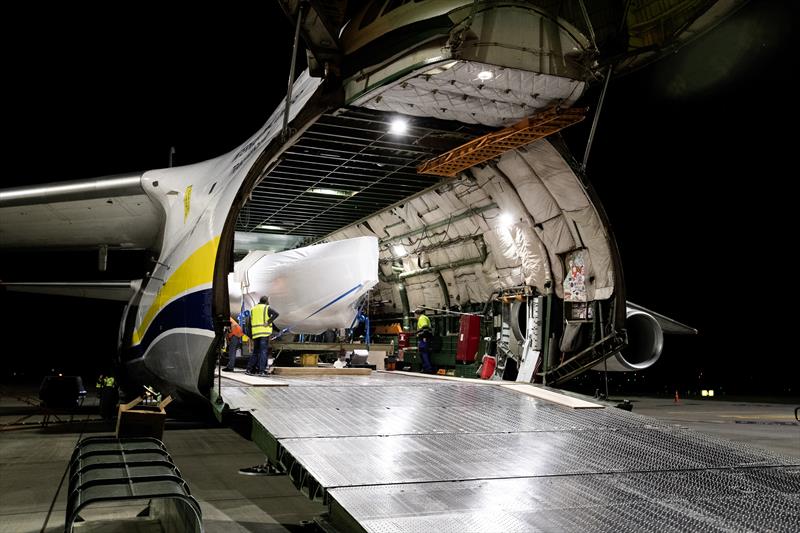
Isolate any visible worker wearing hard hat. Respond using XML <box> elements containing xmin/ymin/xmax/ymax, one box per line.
<box><xmin>414</xmin><ymin>307</ymin><xmax>434</xmax><ymax>373</ymax></box>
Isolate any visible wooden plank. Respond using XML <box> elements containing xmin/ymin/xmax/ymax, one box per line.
<box><xmin>500</xmin><ymin>384</ymin><xmax>604</xmax><ymax>409</ymax></box>
<box><xmin>222</xmin><ymin>372</ymin><xmax>289</xmax><ymax>387</ymax></box>
<box><xmin>271</xmin><ymin>367</ymin><xmax>372</xmax><ymax>376</ymax></box>
<box><xmin>382</xmin><ymin>370</ymin><xmax>497</xmax><ymax>384</ymax></box>
<box><xmin>380</xmin><ymin>371</ymin><xmax>604</xmax><ymax>409</ymax></box>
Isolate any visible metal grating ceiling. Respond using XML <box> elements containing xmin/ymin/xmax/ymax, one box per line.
<box><xmin>235</xmin><ymin>108</ymin><xmax>488</xmax><ymax>244</ymax></box>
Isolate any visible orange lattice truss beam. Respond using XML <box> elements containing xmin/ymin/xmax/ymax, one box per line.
<box><xmin>417</xmin><ymin>106</ymin><xmax>588</xmax><ymax>177</ymax></box>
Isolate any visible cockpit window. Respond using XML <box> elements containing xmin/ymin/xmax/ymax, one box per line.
<box><xmin>359</xmin><ymin>1</ymin><xmax>387</xmax><ymax>29</ymax></box>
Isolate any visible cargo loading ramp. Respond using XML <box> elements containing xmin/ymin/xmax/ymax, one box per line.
<box><xmin>219</xmin><ymin>373</ymin><xmax>800</xmax><ymax>532</ymax></box>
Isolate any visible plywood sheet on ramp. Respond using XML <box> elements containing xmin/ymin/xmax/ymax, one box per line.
<box><xmin>272</xmin><ymin>367</ymin><xmax>372</xmax><ymax>376</ymax></box>
<box><xmin>219</xmin><ymin>372</ymin><xmax>288</xmax><ymax>387</ymax></box>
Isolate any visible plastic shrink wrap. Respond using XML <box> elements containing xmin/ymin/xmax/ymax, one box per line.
<box><xmin>228</xmin><ymin>236</ymin><xmax>379</xmax><ymax>334</ymax></box>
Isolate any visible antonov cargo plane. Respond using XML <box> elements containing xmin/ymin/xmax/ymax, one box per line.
<box><xmin>1</xmin><ymin>0</ymin><xmax>726</xmax><ymax>401</ymax></box>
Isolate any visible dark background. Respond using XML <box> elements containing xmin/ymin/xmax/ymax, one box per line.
<box><xmin>1</xmin><ymin>1</ymin><xmax>797</xmax><ymax>397</ymax></box>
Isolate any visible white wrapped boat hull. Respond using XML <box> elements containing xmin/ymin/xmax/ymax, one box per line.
<box><xmin>228</xmin><ymin>236</ymin><xmax>379</xmax><ymax>334</ymax></box>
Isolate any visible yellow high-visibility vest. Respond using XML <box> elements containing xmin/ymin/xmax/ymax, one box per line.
<box><xmin>417</xmin><ymin>314</ymin><xmax>431</xmax><ymax>330</ymax></box>
<box><xmin>251</xmin><ymin>304</ymin><xmax>273</xmax><ymax>338</ymax></box>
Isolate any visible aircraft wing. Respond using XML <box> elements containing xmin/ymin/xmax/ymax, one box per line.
<box><xmin>0</xmin><ymin>174</ymin><xmax>162</xmax><ymax>251</ymax></box>
<box><xmin>1</xmin><ymin>281</ymin><xmax>141</xmax><ymax>301</ymax></box>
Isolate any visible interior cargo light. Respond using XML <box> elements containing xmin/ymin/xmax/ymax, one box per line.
<box><xmin>393</xmin><ymin>244</ymin><xmax>408</xmax><ymax>257</ymax></box>
<box><xmin>389</xmin><ymin>118</ymin><xmax>408</xmax><ymax>135</ymax></box>
<box><xmin>499</xmin><ymin>212</ymin><xmax>514</xmax><ymax>228</ymax></box>
<box><xmin>307</xmin><ymin>188</ymin><xmax>357</xmax><ymax>197</ymax></box>
<box><xmin>258</xmin><ymin>225</ymin><xmax>284</xmax><ymax>230</ymax></box>
<box><xmin>477</xmin><ymin>70</ymin><xmax>494</xmax><ymax>81</ymax></box>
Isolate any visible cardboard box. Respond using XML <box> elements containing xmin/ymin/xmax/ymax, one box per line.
<box><xmin>299</xmin><ymin>353</ymin><xmax>318</xmax><ymax>367</ymax></box>
<box><xmin>115</xmin><ymin>395</ymin><xmax>172</xmax><ymax>439</ymax></box>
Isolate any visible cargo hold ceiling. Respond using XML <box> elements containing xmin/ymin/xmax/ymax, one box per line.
<box><xmin>235</xmin><ymin>108</ymin><xmax>488</xmax><ymax>244</ymax></box>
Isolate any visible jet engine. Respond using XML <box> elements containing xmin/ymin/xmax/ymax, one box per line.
<box><xmin>602</xmin><ymin>307</ymin><xmax>664</xmax><ymax>371</ymax></box>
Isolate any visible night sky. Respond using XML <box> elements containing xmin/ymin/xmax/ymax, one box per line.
<box><xmin>1</xmin><ymin>1</ymin><xmax>797</xmax><ymax>397</ymax></box>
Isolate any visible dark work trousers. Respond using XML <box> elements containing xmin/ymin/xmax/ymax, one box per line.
<box><xmin>247</xmin><ymin>336</ymin><xmax>270</xmax><ymax>374</ymax></box>
<box><xmin>226</xmin><ymin>336</ymin><xmax>242</xmax><ymax>370</ymax></box>
<box><xmin>418</xmin><ymin>337</ymin><xmax>434</xmax><ymax>373</ymax></box>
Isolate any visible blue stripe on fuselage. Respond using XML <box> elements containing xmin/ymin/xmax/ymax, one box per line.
<box><xmin>122</xmin><ymin>288</ymin><xmax>214</xmax><ymax>362</ymax></box>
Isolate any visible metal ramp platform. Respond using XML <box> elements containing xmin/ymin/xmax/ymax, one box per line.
<box><xmin>219</xmin><ymin>373</ymin><xmax>800</xmax><ymax>532</ymax></box>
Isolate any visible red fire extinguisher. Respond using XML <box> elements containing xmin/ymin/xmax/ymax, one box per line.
<box><xmin>479</xmin><ymin>355</ymin><xmax>496</xmax><ymax>380</ymax></box>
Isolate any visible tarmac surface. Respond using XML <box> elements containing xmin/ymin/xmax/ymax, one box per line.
<box><xmin>621</xmin><ymin>396</ymin><xmax>799</xmax><ymax>459</ymax></box>
<box><xmin>0</xmin><ymin>385</ymin><xmax>324</xmax><ymax>533</ymax></box>
<box><xmin>1</xmin><ymin>382</ymin><xmax>798</xmax><ymax>532</ymax></box>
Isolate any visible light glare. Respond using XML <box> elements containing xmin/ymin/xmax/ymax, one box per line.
<box><xmin>389</xmin><ymin>118</ymin><xmax>408</xmax><ymax>135</ymax></box>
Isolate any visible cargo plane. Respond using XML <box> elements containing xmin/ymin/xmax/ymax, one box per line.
<box><xmin>1</xmin><ymin>0</ymin><xmax>739</xmax><ymax>402</ymax></box>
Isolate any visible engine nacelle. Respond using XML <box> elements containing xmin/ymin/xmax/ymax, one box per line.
<box><xmin>601</xmin><ymin>307</ymin><xmax>664</xmax><ymax>371</ymax></box>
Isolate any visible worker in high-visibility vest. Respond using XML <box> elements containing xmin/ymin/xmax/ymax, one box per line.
<box><xmin>414</xmin><ymin>307</ymin><xmax>434</xmax><ymax>373</ymax></box>
<box><xmin>96</xmin><ymin>373</ymin><xmax>118</xmax><ymax>420</ymax></box>
<box><xmin>96</xmin><ymin>374</ymin><xmax>116</xmax><ymax>391</ymax></box>
<box><xmin>245</xmin><ymin>296</ymin><xmax>280</xmax><ymax>376</ymax></box>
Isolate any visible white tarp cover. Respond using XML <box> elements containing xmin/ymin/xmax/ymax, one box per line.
<box><xmin>325</xmin><ymin>140</ymin><xmax>614</xmax><ymax>311</ymax></box>
<box><xmin>228</xmin><ymin>236</ymin><xmax>379</xmax><ymax>334</ymax></box>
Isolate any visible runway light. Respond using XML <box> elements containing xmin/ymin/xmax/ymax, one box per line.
<box><xmin>701</xmin><ymin>390</ymin><xmax>708</xmax><ymax>397</ymax></box>
<box><xmin>393</xmin><ymin>244</ymin><xmax>408</xmax><ymax>257</ymax></box>
<box><xmin>389</xmin><ymin>118</ymin><xmax>408</xmax><ymax>135</ymax></box>
<box><xmin>258</xmin><ymin>225</ymin><xmax>284</xmax><ymax>230</ymax></box>
<box><xmin>499</xmin><ymin>212</ymin><xmax>514</xmax><ymax>228</ymax></box>
<box><xmin>477</xmin><ymin>70</ymin><xmax>494</xmax><ymax>81</ymax></box>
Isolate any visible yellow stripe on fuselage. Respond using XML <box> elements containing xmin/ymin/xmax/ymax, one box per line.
<box><xmin>132</xmin><ymin>236</ymin><xmax>220</xmax><ymax>345</ymax></box>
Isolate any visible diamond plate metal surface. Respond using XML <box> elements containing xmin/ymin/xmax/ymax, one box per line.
<box><xmin>330</xmin><ymin>468</ymin><xmax>800</xmax><ymax>533</ymax></box>
<box><xmin>280</xmin><ymin>429</ymin><xmax>797</xmax><ymax>488</ymax></box>
<box><xmin>222</xmin><ymin>374</ymin><xmax>800</xmax><ymax>532</ymax></box>
<box><xmin>223</xmin><ymin>379</ymin><xmax>676</xmax><ymax>434</ymax></box>
<box><xmin>225</xmin><ymin>383</ymin><xmax>671</xmax><ymax>438</ymax></box>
